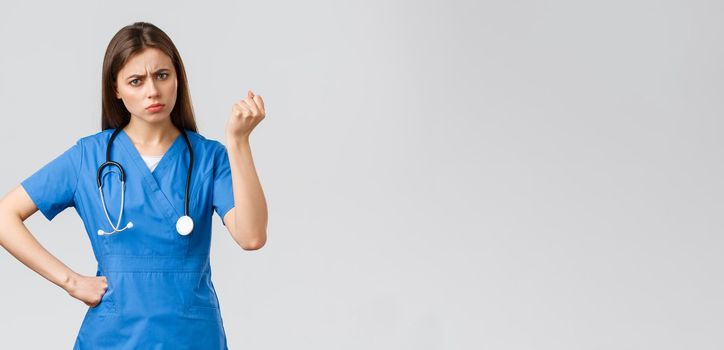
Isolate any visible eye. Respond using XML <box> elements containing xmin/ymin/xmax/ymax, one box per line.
<box><xmin>130</xmin><ymin>79</ymin><xmax>141</xmax><ymax>86</ymax></box>
<box><xmin>157</xmin><ymin>72</ymin><xmax>169</xmax><ymax>80</ymax></box>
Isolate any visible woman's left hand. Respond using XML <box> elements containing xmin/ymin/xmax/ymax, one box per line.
<box><xmin>226</xmin><ymin>89</ymin><xmax>266</xmax><ymax>141</ymax></box>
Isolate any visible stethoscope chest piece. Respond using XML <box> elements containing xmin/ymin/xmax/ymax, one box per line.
<box><xmin>176</xmin><ymin>215</ymin><xmax>194</xmax><ymax>236</ymax></box>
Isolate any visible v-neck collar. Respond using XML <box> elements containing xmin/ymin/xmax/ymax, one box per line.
<box><xmin>118</xmin><ymin>128</ymin><xmax>185</xmax><ymax>178</ymax></box>
<box><xmin>116</xmin><ymin>128</ymin><xmax>188</xmax><ymax>219</ymax></box>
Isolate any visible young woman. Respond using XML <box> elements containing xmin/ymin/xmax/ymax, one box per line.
<box><xmin>0</xmin><ymin>22</ymin><xmax>267</xmax><ymax>349</ymax></box>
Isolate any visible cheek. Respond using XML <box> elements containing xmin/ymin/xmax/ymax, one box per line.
<box><xmin>168</xmin><ymin>79</ymin><xmax>178</xmax><ymax>96</ymax></box>
<box><xmin>165</xmin><ymin>80</ymin><xmax>178</xmax><ymax>103</ymax></box>
<box><xmin>165</xmin><ymin>82</ymin><xmax>177</xmax><ymax>96</ymax></box>
<box><xmin>118</xmin><ymin>88</ymin><xmax>143</xmax><ymax>110</ymax></box>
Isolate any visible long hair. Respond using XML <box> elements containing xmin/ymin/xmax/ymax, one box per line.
<box><xmin>101</xmin><ymin>22</ymin><xmax>198</xmax><ymax>132</ymax></box>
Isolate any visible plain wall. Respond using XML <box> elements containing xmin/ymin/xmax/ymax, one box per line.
<box><xmin>1</xmin><ymin>0</ymin><xmax>722</xmax><ymax>348</ymax></box>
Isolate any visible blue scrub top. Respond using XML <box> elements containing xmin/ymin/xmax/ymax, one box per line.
<box><xmin>21</xmin><ymin>128</ymin><xmax>234</xmax><ymax>349</ymax></box>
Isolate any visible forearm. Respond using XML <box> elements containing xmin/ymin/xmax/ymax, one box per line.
<box><xmin>0</xmin><ymin>211</ymin><xmax>78</xmax><ymax>292</ymax></box>
<box><xmin>225</xmin><ymin>135</ymin><xmax>268</xmax><ymax>247</ymax></box>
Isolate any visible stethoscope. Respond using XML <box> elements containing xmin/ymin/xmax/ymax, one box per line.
<box><xmin>96</xmin><ymin>126</ymin><xmax>195</xmax><ymax>236</ymax></box>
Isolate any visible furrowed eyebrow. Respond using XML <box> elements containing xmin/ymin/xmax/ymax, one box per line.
<box><xmin>125</xmin><ymin>68</ymin><xmax>170</xmax><ymax>80</ymax></box>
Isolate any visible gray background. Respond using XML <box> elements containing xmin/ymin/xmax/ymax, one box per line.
<box><xmin>1</xmin><ymin>0</ymin><xmax>722</xmax><ymax>349</ymax></box>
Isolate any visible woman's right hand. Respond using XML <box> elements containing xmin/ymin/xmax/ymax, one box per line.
<box><xmin>64</xmin><ymin>274</ymin><xmax>108</xmax><ymax>307</ymax></box>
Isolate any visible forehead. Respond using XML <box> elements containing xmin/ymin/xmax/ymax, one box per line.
<box><xmin>119</xmin><ymin>48</ymin><xmax>174</xmax><ymax>76</ymax></box>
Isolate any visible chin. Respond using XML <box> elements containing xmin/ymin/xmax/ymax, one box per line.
<box><xmin>147</xmin><ymin>113</ymin><xmax>171</xmax><ymax>121</ymax></box>
<box><xmin>131</xmin><ymin>114</ymin><xmax>170</xmax><ymax>125</ymax></box>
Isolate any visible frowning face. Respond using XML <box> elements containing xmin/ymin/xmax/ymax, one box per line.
<box><xmin>115</xmin><ymin>47</ymin><xmax>178</xmax><ymax>125</ymax></box>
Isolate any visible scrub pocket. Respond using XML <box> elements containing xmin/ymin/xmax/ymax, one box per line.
<box><xmin>184</xmin><ymin>303</ymin><xmax>222</xmax><ymax>321</ymax></box>
<box><xmin>88</xmin><ymin>299</ymin><xmax>118</xmax><ymax>316</ymax></box>
<box><xmin>181</xmin><ymin>271</ymin><xmax>223</xmax><ymax>322</ymax></box>
<box><xmin>87</xmin><ymin>272</ymin><xmax>118</xmax><ymax>317</ymax></box>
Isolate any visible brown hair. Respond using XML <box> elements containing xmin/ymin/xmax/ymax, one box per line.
<box><xmin>101</xmin><ymin>22</ymin><xmax>198</xmax><ymax>132</ymax></box>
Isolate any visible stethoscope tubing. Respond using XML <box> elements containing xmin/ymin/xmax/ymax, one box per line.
<box><xmin>97</xmin><ymin>126</ymin><xmax>193</xmax><ymax>235</ymax></box>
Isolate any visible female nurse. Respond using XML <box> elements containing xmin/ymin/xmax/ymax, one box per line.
<box><xmin>0</xmin><ymin>22</ymin><xmax>268</xmax><ymax>349</ymax></box>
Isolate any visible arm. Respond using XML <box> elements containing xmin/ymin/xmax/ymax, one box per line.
<box><xmin>0</xmin><ymin>185</ymin><xmax>107</xmax><ymax>307</ymax></box>
<box><xmin>223</xmin><ymin>135</ymin><xmax>268</xmax><ymax>250</ymax></box>
<box><xmin>223</xmin><ymin>89</ymin><xmax>268</xmax><ymax>250</ymax></box>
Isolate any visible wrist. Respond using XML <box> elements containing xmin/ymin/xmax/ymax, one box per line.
<box><xmin>60</xmin><ymin>270</ymin><xmax>79</xmax><ymax>293</ymax></box>
<box><xmin>226</xmin><ymin>134</ymin><xmax>250</xmax><ymax>147</ymax></box>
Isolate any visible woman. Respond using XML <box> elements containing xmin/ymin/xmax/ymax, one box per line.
<box><xmin>0</xmin><ymin>22</ymin><xmax>267</xmax><ymax>349</ymax></box>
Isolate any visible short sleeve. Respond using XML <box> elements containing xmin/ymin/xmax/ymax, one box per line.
<box><xmin>212</xmin><ymin>142</ymin><xmax>235</xmax><ymax>226</ymax></box>
<box><xmin>21</xmin><ymin>139</ymin><xmax>83</xmax><ymax>221</ymax></box>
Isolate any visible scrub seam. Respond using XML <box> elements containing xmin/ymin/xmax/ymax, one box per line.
<box><xmin>72</xmin><ymin>138</ymin><xmax>84</xmax><ymax>208</ymax></box>
<box><xmin>213</xmin><ymin>141</ymin><xmax>234</xmax><ymax>226</ymax></box>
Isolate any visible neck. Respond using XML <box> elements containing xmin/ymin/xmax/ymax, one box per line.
<box><xmin>123</xmin><ymin>116</ymin><xmax>180</xmax><ymax>145</ymax></box>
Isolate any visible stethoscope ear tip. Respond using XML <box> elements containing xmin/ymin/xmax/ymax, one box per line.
<box><xmin>128</xmin><ymin>222</ymin><xmax>134</xmax><ymax>228</ymax></box>
<box><xmin>97</xmin><ymin>229</ymin><xmax>105</xmax><ymax>236</ymax></box>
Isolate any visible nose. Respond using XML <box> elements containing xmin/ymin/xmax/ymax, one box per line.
<box><xmin>145</xmin><ymin>77</ymin><xmax>160</xmax><ymax>98</ymax></box>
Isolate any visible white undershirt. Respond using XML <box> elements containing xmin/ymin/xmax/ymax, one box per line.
<box><xmin>140</xmin><ymin>154</ymin><xmax>164</xmax><ymax>173</ymax></box>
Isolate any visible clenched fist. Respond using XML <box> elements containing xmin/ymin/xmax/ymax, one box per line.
<box><xmin>226</xmin><ymin>89</ymin><xmax>266</xmax><ymax>141</ymax></box>
<box><xmin>65</xmin><ymin>274</ymin><xmax>109</xmax><ymax>307</ymax></box>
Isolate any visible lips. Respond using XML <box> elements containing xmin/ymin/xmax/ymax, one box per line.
<box><xmin>146</xmin><ymin>103</ymin><xmax>165</xmax><ymax>109</ymax></box>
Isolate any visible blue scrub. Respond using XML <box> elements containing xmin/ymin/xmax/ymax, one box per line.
<box><xmin>21</xmin><ymin>128</ymin><xmax>234</xmax><ymax>349</ymax></box>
